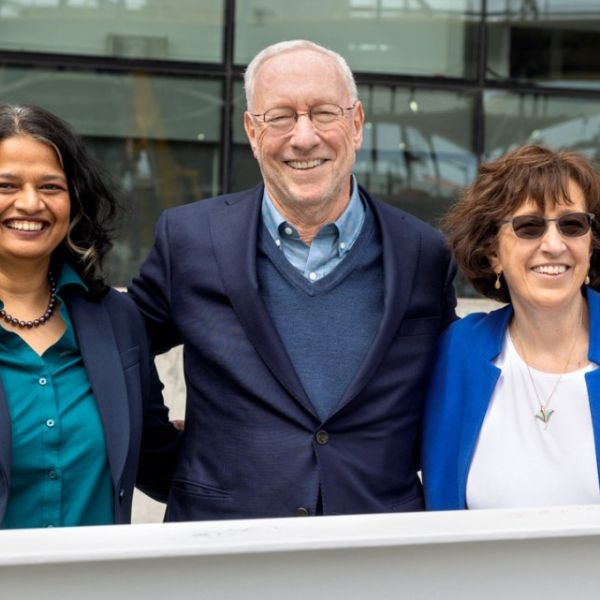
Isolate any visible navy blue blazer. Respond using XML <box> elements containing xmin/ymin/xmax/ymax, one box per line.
<box><xmin>130</xmin><ymin>183</ymin><xmax>457</xmax><ymax>520</ymax></box>
<box><xmin>0</xmin><ymin>284</ymin><xmax>179</xmax><ymax>526</ymax></box>
<box><xmin>422</xmin><ymin>288</ymin><xmax>600</xmax><ymax>510</ymax></box>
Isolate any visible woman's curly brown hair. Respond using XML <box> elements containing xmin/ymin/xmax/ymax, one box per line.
<box><xmin>443</xmin><ymin>144</ymin><xmax>600</xmax><ymax>303</ymax></box>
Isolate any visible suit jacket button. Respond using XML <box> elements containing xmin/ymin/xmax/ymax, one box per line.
<box><xmin>315</xmin><ymin>430</ymin><xmax>329</xmax><ymax>445</ymax></box>
<box><xmin>295</xmin><ymin>507</ymin><xmax>309</xmax><ymax>517</ymax></box>
<box><xmin>119</xmin><ymin>488</ymin><xmax>125</xmax><ymax>502</ymax></box>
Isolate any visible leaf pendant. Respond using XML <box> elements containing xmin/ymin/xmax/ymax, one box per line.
<box><xmin>535</xmin><ymin>407</ymin><xmax>555</xmax><ymax>426</ymax></box>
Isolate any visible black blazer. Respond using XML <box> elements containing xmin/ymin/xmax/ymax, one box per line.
<box><xmin>0</xmin><ymin>285</ymin><xmax>179</xmax><ymax>525</ymax></box>
<box><xmin>130</xmin><ymin>183</ymin><xmax>457</xmax><ymax>521</ymax></box>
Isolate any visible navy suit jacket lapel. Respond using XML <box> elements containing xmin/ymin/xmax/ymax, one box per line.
<box><xmin>66</xmin><ymin>291</ymin><xmax>130</xmax><ymax>489</ymax></box>
<box><xmin>208</xmin><ymin>185</ymin><xmax>315</xmax><ymax>416</ymax></box>
<box><xmin>334</xmin><ymin>190</ymin><xmax>421</xmax><ymax>413</ymax></box>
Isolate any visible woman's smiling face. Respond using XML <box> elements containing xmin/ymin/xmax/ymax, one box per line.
<box><xmin>490</xmin><ymin>179</ymin><xmax>592</xmax><ymax>314</ymax></box>
<box><xmin>0</xmin><ymin>135</ymin><xmax>70</xmax><ymax>270</ymax></box>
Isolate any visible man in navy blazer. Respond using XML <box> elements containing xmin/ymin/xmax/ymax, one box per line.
<box><xmin>129</xmin><ymin>40</ymin><xmax>457</xmax><ymax>521</ymax></box>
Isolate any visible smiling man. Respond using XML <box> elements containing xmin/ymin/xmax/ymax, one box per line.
<box><xmin>129</xmin><ymin>40</ymin><xmax>457</xmax><ymax>521</ymax></box>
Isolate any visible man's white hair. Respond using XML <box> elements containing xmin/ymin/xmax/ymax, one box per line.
<box><xmin>244</xmin><ymin>40</ymin><xmax>358</xmax><ymax>112</ymax></box>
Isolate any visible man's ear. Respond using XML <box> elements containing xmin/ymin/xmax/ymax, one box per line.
<box><xmin>243</xmin><ymin>112</ymin><xmax>259</xmax><ymax>159</ymax></box>
<box><xmin>352</xmin><ymin>101</ymin><xmax>365</xmax><ymax>151</ymax></box>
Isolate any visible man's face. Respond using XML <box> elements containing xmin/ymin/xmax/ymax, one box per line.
<box><xmin>244</xmin><ymin>49</ymin><xmax>365</xmax><ymax>223</ymax></box>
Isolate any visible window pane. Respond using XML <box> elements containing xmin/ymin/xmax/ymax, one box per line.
<box><xmin>356</xmin><ymin>85</ymin><xmax>477</xmax><ymax>224</ymax></box>
<box><xmin>0</xmin><ymin>0</ymin><xmax>223</xmax><ymax>62</ymax></box>
<box><xmin>484</xmin><ymin>91</ymin><xmax>600</xmax><ymax>161</ymax></box>
<box><xmin>487</xmin><ymin>0</ymin><xmax>600</xmax><ymax>88</ymax></box>
<box><xmin>230</xmin><ymin>81</ymin><xmax>261</xmax><ymax>191</ymax></box>
<box><xmin>234</xmin><ymin>0</ymin><xmax>482</xmax><ymax>78</ymax></box>
<box><xmin>0</xmin><ymin>66</ymin><xmax>223</xmax><ymax>285</ymax></box>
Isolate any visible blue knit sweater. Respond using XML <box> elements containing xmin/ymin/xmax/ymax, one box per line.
<box><xmin>257</xmin><ymin>207</ymin><xmax>384</xmax><ymax>420</ymax></box>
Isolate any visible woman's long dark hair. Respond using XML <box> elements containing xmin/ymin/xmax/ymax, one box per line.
<box><xmin>0</xmin><ymin>104</ymin><xmax>120</xmax><ymax>295</ymax></box>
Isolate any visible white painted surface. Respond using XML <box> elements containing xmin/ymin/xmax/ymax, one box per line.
<box><xmin>2</xmin><ymin>506</ymin><xmax>600</xmax><ymax>598</ymax></box>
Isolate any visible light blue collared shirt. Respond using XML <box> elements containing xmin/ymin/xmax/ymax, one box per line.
<box><xmin>261</xmin><ymin>175</ymin><xmax>365</xmax><ymax>282</ymax></box>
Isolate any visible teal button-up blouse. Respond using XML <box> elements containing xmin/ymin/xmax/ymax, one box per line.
<box><xmin>1</xmin><ymin>264</ymin><xmax>114</xmax><ymax>529</ymax></box>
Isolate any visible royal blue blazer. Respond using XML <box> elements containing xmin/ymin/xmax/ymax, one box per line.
<box><xmin>0</xmin><ymin>284</ymin><xmax>179</xmax><ymax>526</ymax></box>
<box><xmin>421</xmin><ymin>287</ymin><xmax>600</xmax><ymax>510</ymax></box>
<box><xmin>130</xmin><ymin>183</ymin><xmax>457</xmax><ymax>521</ymax></box>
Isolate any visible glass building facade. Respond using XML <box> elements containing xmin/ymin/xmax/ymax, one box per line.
<box><xmin>1</xmin><ymin>0</ymin><xmax>600</xmax><ymax>294</ymax></box>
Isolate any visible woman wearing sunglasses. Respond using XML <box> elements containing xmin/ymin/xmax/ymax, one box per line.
<box><xmin>422</xmin><ymin>144</ymin><xmax>600</xmax><ymax>510</ymax></box>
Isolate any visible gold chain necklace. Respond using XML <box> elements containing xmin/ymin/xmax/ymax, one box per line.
<box><xmin>511</xmin><ymin>309</ymin><xmax>582</xmax><ymax>429</ymax></box>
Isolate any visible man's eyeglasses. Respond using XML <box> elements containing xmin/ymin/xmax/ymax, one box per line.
<box><xmin>250</xmin><ymin>102</ymin><xmax>356</xmax><ymax>133</ymax></box>
<box><xmin>500</xmin><ymin>212</ymin><xmax>595</xmax><ymax>239</ymax></box>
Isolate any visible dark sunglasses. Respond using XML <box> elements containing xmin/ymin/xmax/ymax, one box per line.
<box><xmin>500</xmin><ymin>212</ymin><xmax>595</xmax><ymax>239</ymax></box>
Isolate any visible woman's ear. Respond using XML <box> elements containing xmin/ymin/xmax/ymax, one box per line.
<box><xmin>487</xmin><ymin>250</ymin><xmax>501</xmax><ymax>274</ymax></box>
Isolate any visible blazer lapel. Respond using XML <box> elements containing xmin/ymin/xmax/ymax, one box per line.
<box><xmin>456</xmin><ymin>306</ymin><xmax>510</xmax><ymax>506</ymax></box>
<box><xmin>333</xmin><ymin>191</ymin><xmax>421</xmax><ymax>413</ymax></box>
<box><xmin>208</xmin><ymin>186</ymin><xmax>315</xmax><ymax>416</ymax></box>
<box><xmin>66</xmin><ymin>291</ymin><xmax>130</xmax><ymax>488</ymax></box>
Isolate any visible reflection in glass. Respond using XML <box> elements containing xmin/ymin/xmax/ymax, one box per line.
<box><xmin>0</xmin><ymin>0</ymin><xmax>224</xmax><ymax>63</ymax></box>
<box><xmin>356</xmin><ymin>85</ymin><xmax>476</xmax><ymax>225</ymax></box>
<box><xmin>234</xmin><ymin>0</ymin><xmax>481</xmax><ymax>78</ymax></box>
<box><xmin>484</xmin><ymin>91</ymin><xmax>600</xmax><ymax>163</ymax></box>
<box><xmin>487</xmin><ymin>0</ymin><xmax>600</xmax><ymax>87</ymax></box>
<box><xmin>231</xmin><ymin>81</ymin><xmax>261</xmax><ymax>191</ymax></box>
<box><xmin>0</xmin><ymin>66</ymin><xmax>223</xmax><ymax>285</ymax></box>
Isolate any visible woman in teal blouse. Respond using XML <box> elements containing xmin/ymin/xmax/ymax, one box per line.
<box><xmin>0</xmin><ymin>104</ymin><xmax>179</xmax><ymax>528</ymax></box>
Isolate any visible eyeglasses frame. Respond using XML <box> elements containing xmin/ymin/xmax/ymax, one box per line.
<box><xmin>500</xmin><ymin>212</ymin><xmax>596</xmax><ymax>239</ymax></box>
<box><xmin>249</xmin><ymin>101</ymin><xmax>358</xmax><ymax>132</ymax></box>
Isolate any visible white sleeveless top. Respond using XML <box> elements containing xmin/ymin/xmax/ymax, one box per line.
<box><xmin>466</xmin><ymin>331</ymin><xmax>600</xmax><ymax>509</ymax></box>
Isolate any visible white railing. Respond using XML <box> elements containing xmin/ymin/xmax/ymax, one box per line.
<box><xmin>2</xmin><ymin>505</ymin><xmax>600</xmax><ymax>599</ymax></box>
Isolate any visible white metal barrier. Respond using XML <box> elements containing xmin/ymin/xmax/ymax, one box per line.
<box><xmin>2</xmin><ymin>505</ymin><xmax>600</xmax><ymax>599</ymax></box>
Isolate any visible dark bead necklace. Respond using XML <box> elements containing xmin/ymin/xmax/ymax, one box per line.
<box><xmin>0</xmin><ymin>272</ymin><xmax>57</xmax><ymax>329</ymax></box>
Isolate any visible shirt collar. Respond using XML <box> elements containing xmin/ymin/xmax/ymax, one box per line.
<box><xmin>261</xmin><ymin>175</ymin><xmax>365</xmax><ymax>253</ymax></box>
<box><xmin>54</xmin><ymin>262</ymin><xmax>88</xmax><ymax>297</ymax></box>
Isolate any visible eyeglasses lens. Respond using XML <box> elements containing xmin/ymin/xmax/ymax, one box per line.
<box><xmin>511</xmin><ymin>213</ymin><xmax>591</xmax><ymax>239</ymax></box>
<box><xmin>557</xmin><ymin>213</ymin><xmax>591</xmax><ymax>237</ymax></box>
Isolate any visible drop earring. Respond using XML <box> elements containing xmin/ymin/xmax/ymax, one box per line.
<box><xmin>494</xmin><ymin>272</ymin><xmax>502</xmax><ymax>290</ymax></box>
<box><xmin>585</xmin><ymin>274</ymin><xmax>591</xmax><ymax>286</ymax></box>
